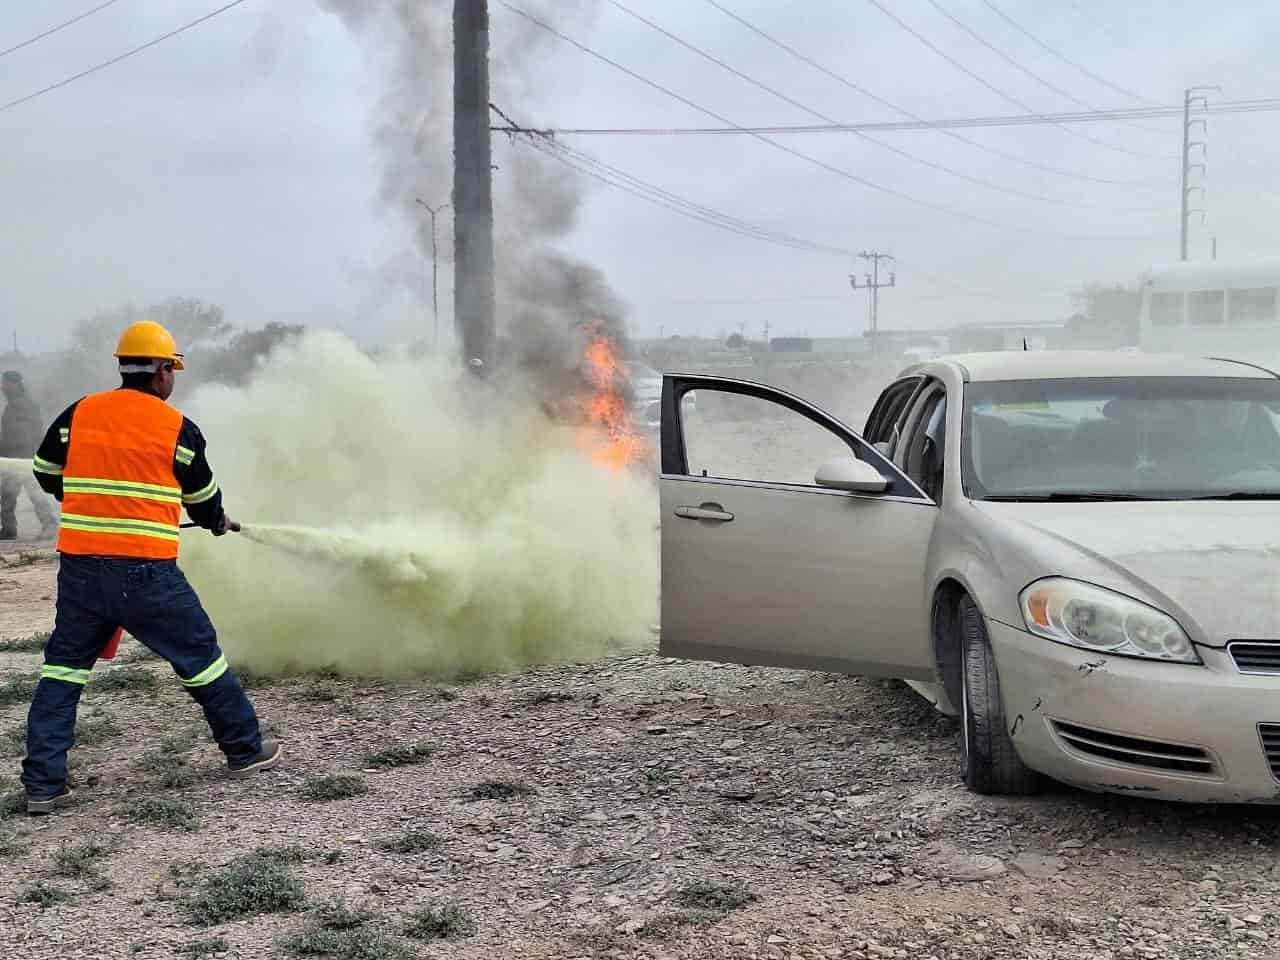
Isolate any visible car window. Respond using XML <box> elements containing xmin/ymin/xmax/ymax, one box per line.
<box><xmin>964</xmin><ymin>377</ymin><xmax>1280</xmax><ymax>500</ymax></box>
<box><xmin>681</xmin><ymin>388</ymin><xmax>859</xmax><ymax>486</ymax></box>
<box><xmin>902</xmin><ymin>388</ymin><xmax>947</xmax><ymax>502</ymax></box>
<box><xmin>864</xmin><ymin>377</ymin><xmax>921</xmax><ymax>454</ymax></box>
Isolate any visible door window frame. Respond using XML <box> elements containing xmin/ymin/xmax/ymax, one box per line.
<box><xmin>863</xmin><ymin>376</ymin><xmax>925</xmax><ymax>457</ymax></box>
<box><xmin>661</xmin><ymin>374</ymin><xmax>930</xmax><ymax>501</ymax></box>
<box><xmin>897</xmin><ymin>381</ymin><xmax>948</xmax><ymax>503</ymax></box>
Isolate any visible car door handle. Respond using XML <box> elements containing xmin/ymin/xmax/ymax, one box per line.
<box><xmin>675</xmin><ymin>504</ymin><xmax>734</xmax><ymax>522</ymax></box>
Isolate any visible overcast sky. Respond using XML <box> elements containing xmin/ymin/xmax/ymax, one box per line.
<box><xmin>2</xmin><ymin>0</ymin><xmax>1278</xmax><ymax>353</ymax></box>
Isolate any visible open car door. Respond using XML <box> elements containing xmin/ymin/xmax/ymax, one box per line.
<box><xmin>659</xmin><ymin>375</ymin><xmax>938</xmax><ymax>681</ymax></box>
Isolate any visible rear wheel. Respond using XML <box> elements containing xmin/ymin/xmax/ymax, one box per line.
<box><xmin>958</xmin><ymin>595</ymin><xmax>1040</xmax><ymax>795</ymax></box>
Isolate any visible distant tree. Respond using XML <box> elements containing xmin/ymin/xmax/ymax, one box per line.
<box><xmin>725</xmin><ymin>332</ymin><xmax>746</xmax><ymax>350</ymax></box>
<box><xmin>35</xmin><ymin>299</ymin><xmax>293</xmax><ymax>414</ymax></box>
<box><xmin>205</xmin><ymin>323</ymin><xmax>305</xmax><ymax>386</ymax></box>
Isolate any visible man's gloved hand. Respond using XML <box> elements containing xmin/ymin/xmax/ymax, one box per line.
<box><xmin>212</xmin><ymin>513</ymin><xmax>241</xmax><ymax>537</ymax></box>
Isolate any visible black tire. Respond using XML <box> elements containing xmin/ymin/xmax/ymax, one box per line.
<box><xmin>959</xmin><ymin>595</ymin><xmax>1040</xmax><ymax>795</ymax></box>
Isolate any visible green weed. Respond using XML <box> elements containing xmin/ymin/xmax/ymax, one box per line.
<box><xmin>364</xmin><ymin>742</ymin><xmax>434</xmax><ymax>769</ymax></box>
<box><xmin>135</xmin><ymin>749</ymin><xmax>196</xmax><ymax>789</ymax></box>
<box><xmin>300</xmin><ymin>775</ymin><xmax>369</xmax><ymax>802</ymax></box>
<box><xmin>313</xmin><ymin>900</ymin><xmax>375</xmax><ymax>930</ymax></box>
<box><xmin>124</xmin><ymin>797</ymin><xmax>199</xmax><ymax>831</ymax></box>
<box><xmin>52</xmin><ymin>839</ymin><xmax>113</xmax><ymax>878</ymax></box>
<box><xmin>0</xmin><ymin>790</ymin><xmax>26</xmax><ymax>820</ymax></box>
<box><xmin>75</xmin><ymin>713</ymin><xmax>122</xmax><ymax>746</ymax></box>
<box><xmin>185</xmin><ymin>848</ymin><xmax>307</xmax><ymax>925</ymax></box>
<box><xmin>402</xmin><ymin>903</ymin><xmax>475</xmax><ymax>941</ymax></box>
<box><xmin>92</xmin><ymin>667</ymin><xmax>159</xmax><ymax>693</ymax></box>
<box><xmin>1</xmin><ymin>722</ymin><xmax>25</xmax><ymax>757</ymax></box>
<box><xmin>0</xmin><ymin>676</ymin><xmax>36</xmax><ymax>707</ymax></box>
<box><xmin>0</xmin><ymin>831</ymin><xmax>29</xmax><ymax>858</ymax></box>
<box><xmin>377</xmin><ymin>830</ymin><xmax>440</xmax><ymax>855</ymax></box>
<box><xmin>0</xmin><ymin>632</ymin><xmax>49</xmax><ymax>653</ymax></box>
<box><xmin>21</xmin><ymin>881</ymin><xmax>71</xmax><ymax>909</ymax></box>
<box><xmin>520</xmin><ymin>689</ymin><xmax>573</xmax><ymax>706</ymax></box>
<box><xmin>466</xmin><ymin>779</ymin><xmax>534</xmax><ymax>802</ymax></box>
<box><xmin>283</xmin><ymin>926</ymin><xmax>415</xmax><ymax>959</ymax></box>
<box><xmin>639</xmin><ymin>910</ymin><xmax>722</xmax><ymax>939</ymax></box>
<box><xmin>176</xmin><ymin>937</ymin><xmax>228</xmax><ymax>958</ymax></box>
<box><xmin>674</xmin><ymin>881</ymin><xmax>757</xmax><ymax>912</ymax></box>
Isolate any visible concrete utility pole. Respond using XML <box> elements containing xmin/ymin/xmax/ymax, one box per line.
<box><xmin>1180</xmin><ymin>87</ymin><xmax>1217</xmax><ymax>261</ymax></box>
<box><xmin>453</xmin><ymin>0</ymin><xmax>495</xmax><ymax>370</ymax></box>
<box><xmin>850</xmin><ymin>251</ymin><xmax>896</xmax><ymax>351</ymax></box>
<box><xmin>415</xmin><ymin>199</ymin><xmax>450</xmax><ymax>352</ymax></box>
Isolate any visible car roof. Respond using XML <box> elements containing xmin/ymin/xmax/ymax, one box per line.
<box><xmin>912</xmin><ymin>351</ymin><xmax>1279</xmax><ymax>383</ymax></box>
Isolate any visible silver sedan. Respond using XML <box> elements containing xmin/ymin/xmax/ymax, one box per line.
<box><xmin>658</xmin><ymin>351</ymin><xmax>1280</xmax><ymax>803</ymax></box>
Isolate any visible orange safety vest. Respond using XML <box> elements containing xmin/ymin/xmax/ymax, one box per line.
<box><xmin>57</xmin><ymin>390</ymin><xmax>186</xmax><ymax>560</ymax></box>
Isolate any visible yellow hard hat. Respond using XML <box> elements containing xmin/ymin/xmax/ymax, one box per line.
<box><xmin>114</xmin><ymin>321</ymin><xmax>185</xmax><ymax>370</ymax></box>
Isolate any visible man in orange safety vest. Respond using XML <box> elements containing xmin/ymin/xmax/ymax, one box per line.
<box><xmin>21</xmin><ymin>320</ymin><xmax>281</xmax><ymax>814</ymax></box>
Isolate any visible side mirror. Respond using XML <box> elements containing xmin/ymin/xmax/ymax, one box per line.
<box><xmin>814</xmin><ymin>457</ymin><xmax>888</xmax><ymax>493</ymax></box>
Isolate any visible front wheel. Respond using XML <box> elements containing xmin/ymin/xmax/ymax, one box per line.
<box><xmin>959</xmin><ymin>596</ymin><xmax>1040</xmax><ymax>795</ymax></box>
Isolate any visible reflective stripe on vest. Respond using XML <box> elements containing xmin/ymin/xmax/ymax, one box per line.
<box><xmin>57</xmin><ymin>390</ymin><xmax>185</xmax><ymax>560</ymax></box>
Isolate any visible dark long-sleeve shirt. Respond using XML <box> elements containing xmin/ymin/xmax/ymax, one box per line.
<box><xmin>0</xmin><ymin>387</ymin><xmax>43</xmax><ymax>458</ymax></box>
<box><xmin>32</xmin><ymin>387</ymin><xmax>226</xmax><ymax>531</ymax></box>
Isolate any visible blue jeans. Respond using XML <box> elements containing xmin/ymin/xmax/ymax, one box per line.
<box><xmin>21</xmin><ymin>555</ymin><xmax>262</xmax><ymax>799</ymax></box>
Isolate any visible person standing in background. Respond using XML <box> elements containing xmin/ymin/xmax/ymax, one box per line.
<box><xmin>0</xmin><ymin>370</ymin><xmax>58</xmax><ymax>541</ymax></box>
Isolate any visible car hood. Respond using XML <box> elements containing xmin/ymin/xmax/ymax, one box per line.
<box><xmin>971</xmin><ymin>500</ymin><xmax>1280</xmax><ymax>647</ymax></box>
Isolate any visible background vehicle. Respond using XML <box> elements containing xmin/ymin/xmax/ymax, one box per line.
<box><xmin>1138</xmin><ymin>258</ymin><xmax>1280</xmax><ymax>366</ymax></box>
<box><xmin>658</xmin><ymin>352</ymin><xmax>1280</xmax><ymax>802</ymax></box>
<box><xmin>627</xmin><ymin>361</ymin><xmax>663</xmax><ymax>426</ymax></box>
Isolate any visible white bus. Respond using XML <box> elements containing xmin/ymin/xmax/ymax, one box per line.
<box><xmin>1138</xmin><ymin>258</ymin><xmax>1280</xmax><ymax>365</ymax></box>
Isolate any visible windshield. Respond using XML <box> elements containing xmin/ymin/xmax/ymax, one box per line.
<box><xmin>964</xmin><ymin>377</ymin><xmax>1280</xmax><ymax>501</ymax></box>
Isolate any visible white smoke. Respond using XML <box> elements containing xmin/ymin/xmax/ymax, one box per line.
<box><xmin>181</xmin><ymin>331</ymin><xmax>657</xmax><ymax>679</ymax></box>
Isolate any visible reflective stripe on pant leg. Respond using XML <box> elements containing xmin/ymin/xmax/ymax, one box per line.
<box><xmin>184</xmin><ymin>671</ymin><xmax>261</xmax><ymax>764</ymax></box>
<box><xmin>40</xmin><ymin>664</ymin><xmax>91</xmax><ymax>685</ymax></box>
<box><xmin>180</xmin><ymin>654</ymin><xmax>228</xmax><ymax>688</ymax></box>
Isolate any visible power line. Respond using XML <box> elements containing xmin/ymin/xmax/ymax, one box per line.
<box><xmin>0</xmin><ymin>0</ymin><xmax>124</xmax><ymax>61</ymax></box>
<box><xmin>701</xmin><ymin>0</ymin><xmax>1160</xmax><ymax>190</ymax></box>
<box><xmin>0</xmin><ymin>0</ymin><xmax>252</xmax><ymax>116</ymax></box>
<box><xmin>497</xmin><ymin>2</ymin><xmax>1145</xmax><ymax>238</ymax></box>
<box><xmin>605</xmin><ymin>0</ymin><xmax>1148</xmax><ymax>212</ymax></box>
<box><xmin>517</xmin><ymin>99</ymin><xmax>1280</xmax><ymax>136</ymax></box>
<box><xmin>978</xmin><ymin>0</ymin><xmax>1161</xmax><ymax>107</ymax></box>
<box><xmin>921</xmin><ymin>0</ymin><xmax>1168</xmax><ymax>157</ymax></box>
<box><xmin>533</xmin><ymin>140</ymin><xmax>851</xmax><ymax>256</ymax></box>
<box><xmin>551</xmin><ymin>140</ymin><xmax>854</xmax><ymax>254</ymax></box>
<box><xmin>509</xmin><ymin>129</ymin><xmax>854</xmax><ymax>257</ymax></box>
<box><xmin>865</xmin><ymin>0</ymin><xmax>1172</xmax><ymax>167</ymax></box>
<box><xmin>1066</xmin><ymin>1</ymin><xmax>1138</xmax><ymax>59</ymax></box>
<box><xmin>504</xmin><ymin>113</ymin><xmax>1046</xmax><ymax>303</ymax></box>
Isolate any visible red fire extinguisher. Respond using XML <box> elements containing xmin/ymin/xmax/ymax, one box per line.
<box><xmin>100</xmin><ymin>627</ymin><xmax>124</xmax><ymax>661</ymax></box>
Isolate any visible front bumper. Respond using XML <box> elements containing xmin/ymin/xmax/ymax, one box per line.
<box><xmin>988</xmin><ymin>618</ymin><xmax>1280</xmax><ymax>804</ymax></box>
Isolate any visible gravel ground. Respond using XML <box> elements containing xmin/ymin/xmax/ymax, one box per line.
<box><xmin>3</xmin><ymin>556</ymin><xmax>1280</xmax><ymax>960</ymax></box>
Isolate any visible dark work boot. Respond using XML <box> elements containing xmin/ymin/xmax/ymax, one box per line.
<box><xmin>26</xmin><ymin>783</ymin><xmax>75</xmax><ymax>815</ymax></box>
<box><xmin>227</xmin><ymin>739</ymin><xmax>282</xmax><ymax>779</ymax></box>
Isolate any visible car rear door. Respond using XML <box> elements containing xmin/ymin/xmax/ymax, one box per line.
<box><xmin>659</xmin><ymin>375</ymin><xmax>938</xmax><ymax>680</ymax></box>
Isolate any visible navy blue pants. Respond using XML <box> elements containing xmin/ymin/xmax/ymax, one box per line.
<box><xmin>21</xmin><ymin>554</ymin><xmax>262</xmax><ymax>799</ymax></box>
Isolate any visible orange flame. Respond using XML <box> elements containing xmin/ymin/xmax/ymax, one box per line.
<box><xmin>579</xmin><ymin>332</ymin><xmax>649</xmax><ymax>472</ymax></box>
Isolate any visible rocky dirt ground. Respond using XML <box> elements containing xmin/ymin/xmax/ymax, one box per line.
<box><xmin>2</xmin><ymin>550</ymin><xmax>1280</xmax><ymax>960</ymax></box>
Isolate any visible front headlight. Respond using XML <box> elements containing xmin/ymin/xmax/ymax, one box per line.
<box><xmin>1019</xmin><ymin>577</ymin><xmax>1200</xmax><ymax>664</ymax></box>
